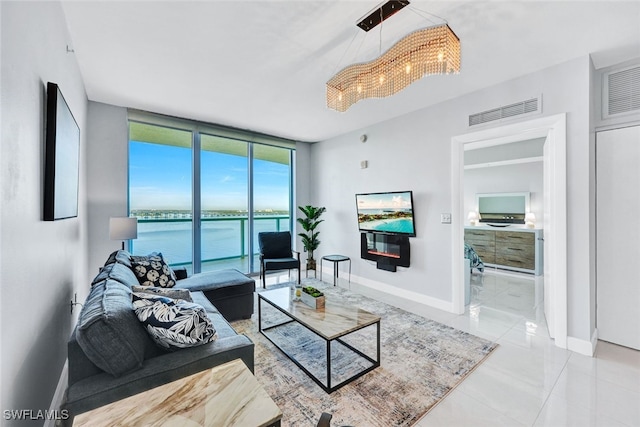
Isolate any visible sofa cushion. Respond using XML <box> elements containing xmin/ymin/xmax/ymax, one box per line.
<box><xmin>175</xmin><ymin>269</ymin><xmax>254</xmax><ymax>294</ymax></box>
<box><xmin>131</xmin><ymin>253</ymin><xmax>177</xmax><ymax>288</ymax></box>
<box><xmin>104</xmin><ymin>250</ymin><xmax>133</xmax><ymax>268</ymax></box>
<box><xmin>91</xmin><ymin>262</ymin><xmax>139</xmax><ymax>288</ymax></box>
<box><xmin>76</xmin><ymin>279</ymin><xmax>152</xmax><ymax>377</ymax></box>
<box><xmin>132</xmin><ymin>285</ymin><xmax>193</xmax><ymax>302</ymax></box>
<box><xmin>132</xmin><ymin>293</ymin><xmax>217</xmax><ymax>350</ymax></box>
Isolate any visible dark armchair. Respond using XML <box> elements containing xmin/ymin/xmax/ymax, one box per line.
<box><xmin>257</xmin><ymin>231</ymin><xmax>300</xmax><ymax>288</ymax></box>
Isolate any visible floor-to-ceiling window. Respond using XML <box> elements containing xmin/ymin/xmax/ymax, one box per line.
<box><xmin>199</xmin><ymin>133</ymin><xmax>249</xmax><ymax>273</ymax></box>
<box><xmin>128</xmin><ymin>112</ymin><xmax>295</xmax><ymax>275</ymax></box>
<box><xmin>129</xmin><ymin>123</ymin><xmax>194</xmax><ymax>270</ymax></box>
<box><xmin>251</xmin><ymin>143</ymin><xmax>293</xmax><ymax>269</ymax></box>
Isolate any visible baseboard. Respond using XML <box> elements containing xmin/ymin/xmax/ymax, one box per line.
<box><xmin>45</xmin><ymin>360</ymin><xmax>68</xmax><ymax>427</ymax></box>
<box><xmin>567</xmin><ymin>329</ymin><xmax>598</xmax><ymax>356</ymax></box>
<box><xmin>347</xmin><ymin>273</ymin><xmax>455</xmax><ymax>313</ymax></box>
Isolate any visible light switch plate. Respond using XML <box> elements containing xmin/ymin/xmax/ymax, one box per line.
<box><xmin>441</xmin><ymin>213</ymin><xmax>452</xmax><ymax>224</ymax></box>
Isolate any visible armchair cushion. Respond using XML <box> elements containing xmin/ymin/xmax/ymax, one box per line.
<box><xmin>263</xmin><ymin>258</ymin><xmax>300</xmax><ymax>271</ymax></box>
<box><xmin>258</xmin><ymin>231</ymin><xmax>293</xmax><ymax>259</ymax></box>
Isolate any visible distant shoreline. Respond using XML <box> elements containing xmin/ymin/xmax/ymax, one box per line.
<box><xmin>131</xmin><ymin>209</ymin><xmax>289</xmax><ymax>220</ymax></box>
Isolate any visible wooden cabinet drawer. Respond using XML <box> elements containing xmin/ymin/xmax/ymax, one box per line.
<box><xmin>495</xmin><ymin>254</ymin><xmax>535</xmax><ymax>270</ymax></box>
<box><xmin>465</xmin><ymin>229</ymin><xmax>496</xmax><ymax>264</ymax></box>
<box><xmin>465</xmin><ymin>227</ymin><xmax>539</xmax><ymax>273</ymax></box>
<box><xmin>465</xmin><ymin>229</ymin><xmax>495</xmax><ymax>242</ymax></box>
<box><xmin>496</xmin><ymin>230</ymin><xmax>534</xmax><ymax>245</ymax></box>
<box><xmin>495</xmin><ymin>244</ymin><xmax>535</xmax><ymax>270</ymax></box>
<box><xmin>466</xmin><ymin>241</ymin><xmax>495</xmax><ymax>262</ymax></box>
<box><xmin>473</xmin><ymin>248</ymin><xmax>496</xmax><ymax>264</ymax></box>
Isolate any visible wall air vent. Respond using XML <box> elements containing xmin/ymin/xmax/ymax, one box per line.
<box><xmin>605</xmin><ymin>65</ymin><xmax>640</xmax><ymax>117</ymax></box>
<box><xmin>469</xmin><ymin>97</ymin><xmax>540</xmax><ymax>127</ymax></box>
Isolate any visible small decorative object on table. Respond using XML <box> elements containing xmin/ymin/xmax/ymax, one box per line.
<box><xmin>300</xmin><ymin>286</ymin><xmax>325</xmax><ymax>309</ymax></box>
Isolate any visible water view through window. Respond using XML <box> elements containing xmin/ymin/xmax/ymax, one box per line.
<box><xmin>129</xmin><ymin>121</ymin><xmax>292</xmax><ymax>274</ymax></box>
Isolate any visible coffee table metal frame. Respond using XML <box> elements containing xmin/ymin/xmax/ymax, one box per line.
<box><xmin>258</xmin><ymin>290</ymin><xmax>380</xmax><ymax>394</ymax></box>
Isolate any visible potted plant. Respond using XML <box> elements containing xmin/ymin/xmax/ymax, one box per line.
<box><xmin>300</xmin><ymin>285</ymin><xmax>325</xmax><ymax>309</ymax></box>
<box><xmin>297</xmin><ymin>205</ymin><xmax>326</xmax><ymax>272</ymax></box>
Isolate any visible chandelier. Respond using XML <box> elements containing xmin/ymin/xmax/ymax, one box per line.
<box><xmin>326</xmin><ymin>1</ymin><xmax>460</xmax><ymax>112</ymax></box>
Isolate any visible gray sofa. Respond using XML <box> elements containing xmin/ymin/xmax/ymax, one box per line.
<box><xmin>63</xmin><ymin>250</ymin><xmax>255</xmax><ymax>420</ymax></box>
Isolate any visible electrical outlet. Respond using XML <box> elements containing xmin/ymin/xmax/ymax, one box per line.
<box><xmin>441</xmin><ymin>213</ymin><xmax>452</xmax><ymax>224</ymax></box>
<box><xmin>70</xmin><ymin>292</ymin><xmax>81</xmax><ymax>314</ymax></box>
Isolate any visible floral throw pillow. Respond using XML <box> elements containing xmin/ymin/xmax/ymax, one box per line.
<box><xmin>131</xmin><ymin>293</ymin><xmax>217</xmax><ymax>350</ymax></box>
<box><xmin>131</xmin><ymin>253</ymin><xmax>177</xmax><ymax>288</ymax></box>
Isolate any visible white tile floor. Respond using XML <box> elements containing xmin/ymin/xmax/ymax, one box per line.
<box><xmin>266</xmin><ymin>269</ymin><xmax>640</xmax><ymax>426</ymax></box>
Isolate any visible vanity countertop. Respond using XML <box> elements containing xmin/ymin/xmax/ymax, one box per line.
<box><xmin>465</xmin><ymin>225</ymin><xmax>543</xmax><ymax>232</ymax></box>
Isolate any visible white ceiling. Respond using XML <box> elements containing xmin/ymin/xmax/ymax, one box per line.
<box><xmin>61</xmin><ymin>1</ymin><xmax>640</xmax><ymax>142</ymax></box>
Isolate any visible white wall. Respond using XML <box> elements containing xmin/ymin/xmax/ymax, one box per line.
<box><xmin>464</xmin><ymin>162</ymin><xmax>544</xmax><ymax>227</ymax></box>
<box><xmin>294</xmin><ymin>141</ymin><xmax>312</xmax><ymax>254</ymax></box>
<box><xmin>310</xmin><ymin>107</ymin><xmax>460</xmax><ymax>305</ymax></box>
<box><xmin>0</xmin><ymin>1</ymin><xmax>88</xmax><ymax>421</ymax></box>
<box><xmin>311</xmin><ymin>56</ymin><xmax>595</xmax><ymax>344</ymax></box>
<box><xmin>86</xmin><ymin>102</ymin><xmax>129</xmax><ymax>277</ymax></box>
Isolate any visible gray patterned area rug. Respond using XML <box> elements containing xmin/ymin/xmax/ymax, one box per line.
<box><xmin>231</xmin><ymin>279</ymin><xmax>497</xmax><ymax>427</ymax></box>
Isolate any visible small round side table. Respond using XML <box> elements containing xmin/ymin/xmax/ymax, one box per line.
<box><xmin>320</xmin><ymin>255</ymin><xmax>351</xmax><ymax>287</ymax></box>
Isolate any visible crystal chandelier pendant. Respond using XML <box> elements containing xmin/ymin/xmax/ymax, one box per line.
<box><xmin>327</xmin><ymin>24</ymin><xmax>460</xmax><ymax>112</ymax></box>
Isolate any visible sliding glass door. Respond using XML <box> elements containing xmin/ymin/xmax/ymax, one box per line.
<box><xmin>200</xmin><ymin>134</ymin><xmax>249</xmax><ymax>273</ymax></box>
<box><xmin>129</xmin><ymin>123</ymin><xmax>194</xmax><ymax>271</ymax></box>
<box><xmin>128</xmin><ymin>116</ymin><xmax>294</xmax><ymax>275</ymax></box>
<box><xmin>252</xmin><ymin>144</ymin><xmax>292</xmax><ymax>268</ymax></box>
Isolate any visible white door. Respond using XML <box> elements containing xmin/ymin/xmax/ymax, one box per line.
<box><xmin>597</xmin><ymin>126</ymin><xmax>640</xmax><ymax>350</ymax></box>
<box><xmin>542</xmin><ymin>133</ymin><xmax>554</xmax><ymax>338</ymax></box>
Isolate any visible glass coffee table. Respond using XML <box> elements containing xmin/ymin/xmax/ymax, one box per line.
<box><xmin>258</xmin><ymin>287</ymin><xmax>380</xmax><ymax>393</ymax></box>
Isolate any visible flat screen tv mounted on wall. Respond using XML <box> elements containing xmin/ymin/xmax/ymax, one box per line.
<box><xmin>355</xmin><ymin>190</ymin><xmax>416</xmax><ymax>237</ymax></box>
<box><xmin>44</xmin><ymin>81</ymin><xmax>80</xmax><ymax>221</ymax></box>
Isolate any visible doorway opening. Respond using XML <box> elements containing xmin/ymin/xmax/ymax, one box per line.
<box><xmin>451</xmin><ymin>114</ymin><xmax>567</xmax><ymax>348</ymax></box>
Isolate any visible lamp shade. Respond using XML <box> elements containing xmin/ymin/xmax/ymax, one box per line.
<box><xmin>467</xmin><ymin>211</ymin><xmax>479</xmax><ymax>221</ymax></box>
<box><xmin>109</xmin><ymin>217</ymin><xmax>138</xmax><ymax>240</ymax></box>
<box><xmin>525</xmin><ymin>212</ymin><xmax>536</xmax><ymax>223</ymax></box>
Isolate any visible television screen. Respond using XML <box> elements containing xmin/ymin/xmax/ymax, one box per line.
<box><xmin>355</xmin><ymin>191</ymin><xmax>416</xmax><ymax>236</ymax></box>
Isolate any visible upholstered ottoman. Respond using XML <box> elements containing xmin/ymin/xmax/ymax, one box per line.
<box><xmin>175</xmin><ymin>269</ymin><xmax>255</xmax><ymax>321</ymax></box>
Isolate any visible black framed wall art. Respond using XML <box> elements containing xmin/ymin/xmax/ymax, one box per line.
<box><xmin>44</xmin><ymin>81</ymin><xmax>80</xmax><ymax>221</ymax></box>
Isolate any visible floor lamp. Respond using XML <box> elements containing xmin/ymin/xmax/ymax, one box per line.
<box><xmin>109</xmin><ymin>217</ymin><xmax>138</xmax><ymax>250</ymax></box>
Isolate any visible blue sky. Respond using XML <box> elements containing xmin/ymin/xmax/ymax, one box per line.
<box><xmin>356</xmin><ymin>191</ymin><xmax>413</xmax><ymax>210</ymax></box>
<box><xmin>129</xmin><ymin>141</ymin><xmax>289</xmax><ymax>211</ymax></box>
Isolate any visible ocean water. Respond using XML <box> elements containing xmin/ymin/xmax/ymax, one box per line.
<box><xmin>358</xmin><ymin>208</ymin><xmax>412</xmax><ymax>215</ymax></box>
<box><xmin>365</xmin><ymin>218</ymin><xmax>415</xmax><ymax>234</ymax></box>
<box><xmin>132</xmin><ymin>218</ymin><xmax>290</xmax><ymax>265</ymax></box>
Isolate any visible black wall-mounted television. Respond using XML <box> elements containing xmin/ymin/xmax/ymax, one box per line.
<box><xmin>355</xmin><ymin>190</ymin><xmax>416</xmax><ymax>237</ymax></box>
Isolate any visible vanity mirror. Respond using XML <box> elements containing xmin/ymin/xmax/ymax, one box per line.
<box><xmin>476</xmin><ymin>192</ymin><xmax>530</xmax><ymax>225</ymax></box>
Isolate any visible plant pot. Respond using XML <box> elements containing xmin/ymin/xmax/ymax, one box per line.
<box><xmin>306</xmin><ymin>258</ymin><xmax>317</xmax><ymax>271</ymax></box>
<box><xmin>300</xmin><ymin>291</ymin><xmax>325</xmax><ymax>309</ymax></box>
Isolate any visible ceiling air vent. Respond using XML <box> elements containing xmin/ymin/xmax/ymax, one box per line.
<box><xmin>606</xmin><ymin>65</ymin><xmax>640</xmax><ymax>117</ymax></box>
<box><xmin>469</xmin><ymin>97</ymin><xmax>540</xmax><ymax>127</ymax></box>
